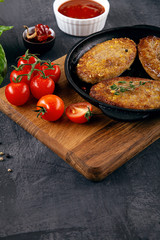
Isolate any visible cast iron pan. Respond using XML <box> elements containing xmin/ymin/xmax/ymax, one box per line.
<box><xmin>65</xmin><ymin>25</ymin><xmax>160</xmax><ymax>121</ymax></box>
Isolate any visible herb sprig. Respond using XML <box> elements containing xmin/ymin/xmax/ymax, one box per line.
<box><xmin>110</xmin><ymin>80</ymin><xmax>148</xmax><ymax>95</ymax></box>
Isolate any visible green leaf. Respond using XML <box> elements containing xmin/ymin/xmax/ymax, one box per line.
<box><xmin>0</xmin><ymin>44</ymin><xmax>7</xmax><ymax>85</ymax></box>
<box><xmin>0</xmin><ymin>0</ymin><xmax>4</xmax><ymax>2</ymax></box>
<box><xmin>110</xmin><ymin>84</ymin><xmax>118</xmax><ymax>90</ymax></box>
<box><xmin>118</xmin><ymin>81</ymin><xmax>126</xmax><ymax>84</ymax></box>
<box><xmin>0</xmin><ymin>24</ymin><xmax>13</xmax><ymax>84</ymax></box>
<box><xmin>0</xmin><ymin>75</ymin><xmax>3</xmax><ymax>84</ymax></box>
<box><xmin>129</xmin><ymin>83</ymin><xmax>135</xmax><ymax>89</ymax></box>
<box><xmin>0</xmin><ymin>25</ymin><xmax>13</xmax><ymax>37</ymax></box>
<box><xmin>119</xmin><ymin>86</ymin><xmax>127</xmax><ymax>92</ymax></box>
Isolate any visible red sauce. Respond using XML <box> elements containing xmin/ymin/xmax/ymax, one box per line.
<box><xmin>58</xmin><ymin>0</ymin><xmax>105</xmax><ymax>19</ymax></box>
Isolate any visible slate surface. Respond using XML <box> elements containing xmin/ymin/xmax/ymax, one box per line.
<box><xmin>0</xmin><ymin>0</ymin><xmax>160</xmax><ymax>239</ymax></box>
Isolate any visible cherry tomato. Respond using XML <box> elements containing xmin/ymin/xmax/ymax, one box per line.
<box><xmin>36</xmin><ymin>94</ymin><xmax>64</xmax><ymax>121</ymax></box>
<box><xmin>30</xmin><ymin>74</ymin><xmax>55</xmax><ymax>99</ymax></box>
<box><xmin>10</xmin><ymin>68</ymin><xmax>34</xmax><ymax>85</ymax></box>
<box><xmin>17</xmin><ymin>50</ymin><xmax>40</xmax><ymax>71</ymax></box>
<box><xmin>65</xmin><ymin>102</ymin><xmax>92</xmax><ymax>123</ymax></box>
<box><xmin>18</xmin><ymin>55</ymin><xmax>37</xmax><ymax>69</ymax></box>
<box><xmin>41</xmin><ymin>62</ymin><xmax>61</xmax><ymax>83</ymax></box>
<box><xmin>17</xmin><ymin>51</ymin><xmax>40</xmax><ymax>70</ymax></box>
<box><xmin>5</xmin><ymin>82</ymin><xmax>30</xmax><ymax>106</ymax></box>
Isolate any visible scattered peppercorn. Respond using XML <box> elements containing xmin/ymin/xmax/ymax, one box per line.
<box><xmin>0</xmin><ymin>157</ymin><xmax>4</xmax><ymax>161</ymax></box>
<box><xmin>8</xmin><ymin>169</ymin><xmax>12</xmax><ymax>172</ymax></box>
<box><xmin>0</xmin><ymin>152</ymin><xmax>4</xmax><ymax>156</ymax></box>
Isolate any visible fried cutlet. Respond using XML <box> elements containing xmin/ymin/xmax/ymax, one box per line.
<box><xmin>76</xmin><ymin>38</ymin><xmax>137</xmax><ymax>84</ymax></box>
<box><xmin>138</xmin><ymin>36</ymin><xmax>160</xmax><ymax>80</ymax></box>
<box><xmin>89</xmin><ymin>76</ymin><xmax>160</xmax><ymax>110</ymax></box>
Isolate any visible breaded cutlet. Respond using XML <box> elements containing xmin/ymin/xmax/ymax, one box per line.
<box><xmin>138</xmin><ymin>36</ymin><xmax>160</xmax><ymax>81</ymax></box>
<box><xmin>76</xmin><ymin>38</ymin><xmax>137</xmax><ymax>84</ymax></box>
<box><xmin>89</xmin><ymin>76</ymin><xmax>160</xmax><ymax>110</ymax></box>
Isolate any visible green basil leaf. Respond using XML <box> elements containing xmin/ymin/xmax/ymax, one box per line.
<box><xmin>0</xmin><ymin>25</ymin><xmax>13</xmax><ymax>37</ymax></box>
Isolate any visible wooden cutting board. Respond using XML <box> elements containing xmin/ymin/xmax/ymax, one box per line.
<box><xmin>0</xmin><ymin>55</ymin><xmax>160</xmax><ymax>181</ymax></box>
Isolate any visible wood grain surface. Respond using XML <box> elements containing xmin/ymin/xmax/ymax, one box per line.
<box><xmin>0</xmin><ymin>55</ymin><xmax>160</xmax><ymax>181</ymax></box>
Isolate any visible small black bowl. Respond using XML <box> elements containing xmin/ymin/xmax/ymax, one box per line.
<box><xmin>22</xmin><ymin>26</ymin><xmax>55</xmax><ymax>54</ymax></box>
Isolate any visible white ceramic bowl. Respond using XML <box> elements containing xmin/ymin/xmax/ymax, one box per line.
<box><xmin>53</xmin><ymin>0</ymin><xmax>110</xmax><ymax>37</ymax></box>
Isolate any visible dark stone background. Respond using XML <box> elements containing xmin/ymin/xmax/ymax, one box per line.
<box><xmin>0</xmin><ymin>0</ymin><xmax>160</xmax><ymax>239</ymax></box>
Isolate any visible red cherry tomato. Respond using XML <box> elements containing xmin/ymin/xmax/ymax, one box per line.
<box><xmin>41</xmin><ymin>62</ymin><xmax>61</xmax><ymax>83</ymax></box>
<box><xmin>10</xmin><ymin>68</ymin><xmax>34</xmax><ymax>85</ymax></box>
<box><xmin>65</xmin><ymin>102</ymin><xmax>92</xmax><ymax>123</ymax></box>
<box><xmin>18</xmin><ymin>55</ymin><xmax>37</xmax><ymax>69</ymax></box>
<box><xmin>30</xmin><ymin>74</ymin><xmax>55</xmax><ymax>99</ymax></box>
<box><xmin>36</xmin><ymin>94</ymin><xmax>64</xmax><ymax>121</ymax></box>
<box><xmin>5</xmin><ymin>82</ymin><xmax>30</xmax><ymax>106</ymax></box>
<box><xmin>17</xmin><ymin>51</ymin><xmax>40</xmax><ymax>71</ymax></box>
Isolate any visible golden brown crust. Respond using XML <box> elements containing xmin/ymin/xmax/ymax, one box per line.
<box><xmin>76</xmin><ymin>38</ymin><xmax>137</xmax><ymax>84</ymax></box>
<box><xmin>138</xmin><ymin>36</ymin><xmax>160</xmax><ymax>80</ymax></box>
<box><xmin>89</xmin><ymin>76</ymin><xmax>160</xmax><ymax>110</ymax></box>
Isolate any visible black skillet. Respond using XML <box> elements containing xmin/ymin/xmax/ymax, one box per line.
<box><xmin>65</xmin><ymin>25</ymin><xmax>160</xmax><ymax>121</ymax></box>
